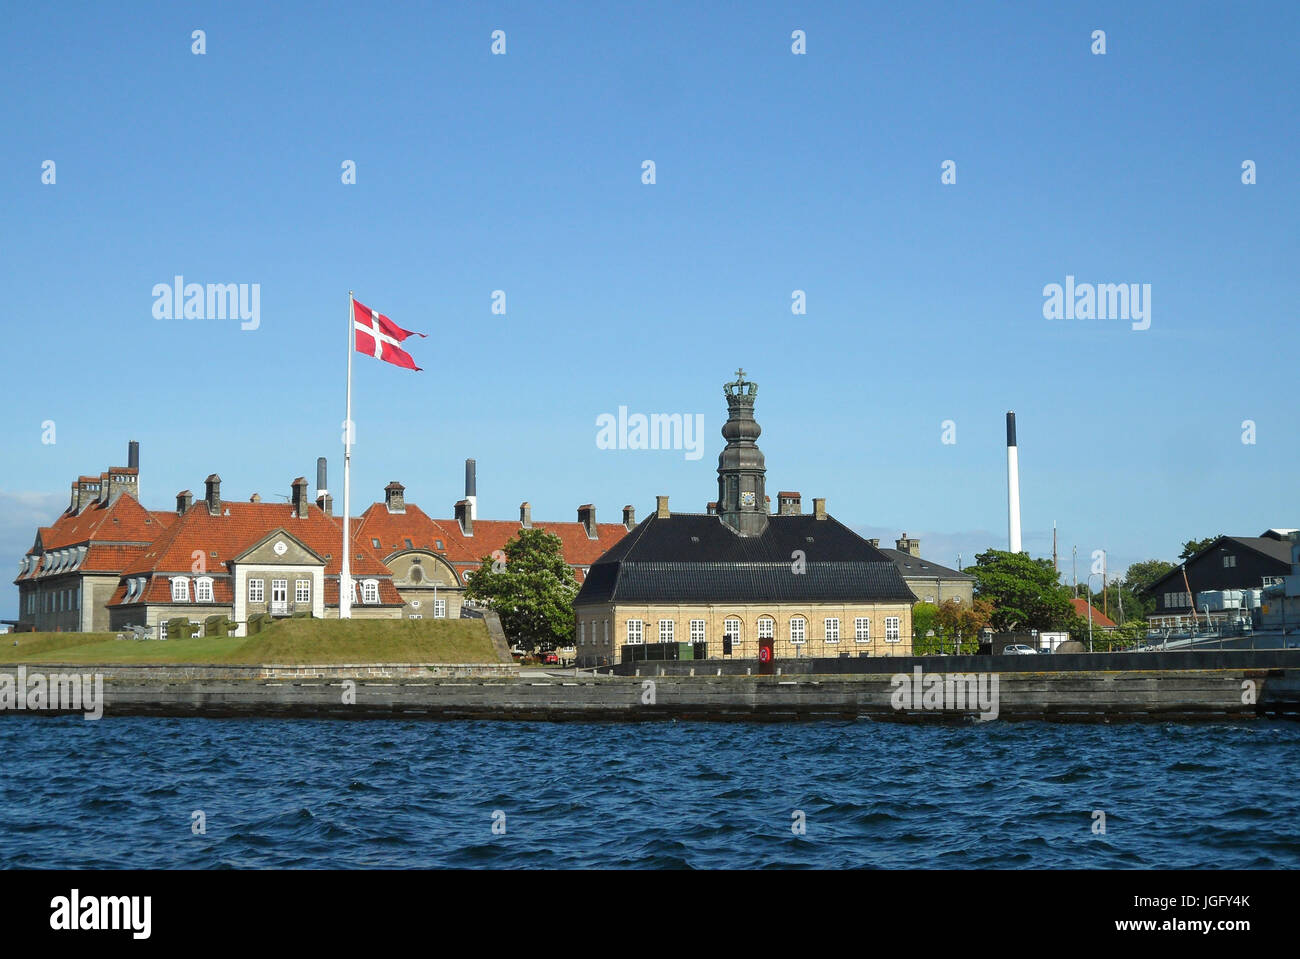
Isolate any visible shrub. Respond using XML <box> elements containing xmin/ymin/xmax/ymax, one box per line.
<box><xmin>164</xmin><ymin>617</ymin><xmax>200</xmax><ymax>639</ymax></box>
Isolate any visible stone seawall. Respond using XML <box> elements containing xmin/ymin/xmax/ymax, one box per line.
<box><xmin>4</xmin><ymin>666</ymin><xmax>1298</xmax><ymax>722</ymax></box>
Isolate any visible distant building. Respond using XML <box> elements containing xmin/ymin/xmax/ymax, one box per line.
<box><xmin>574</xmin><ymin>371</ymin><xmax>916</xmax><ymax>667</ymax></box>
<box><xmin>873</xmin><ymin>535</ymin><xmax>974</xmax><ymax>606</ymax></box>
<box><xmin>352</xmin><ymin>473</ymin><xmax>630</xmax><ymax>621</ymax></box>
<box><xmin>1146</xmin><ymin>532</ymin><xmax>1294</xmax><ymax>629</ymax></box>
<box><xmin>1069</xmin><ymin>597</ymin><xmax>1117</xmax><ymax>629</ymax></box>
<box><xmin>14</xmin><ymin>447</ymin><xmax>631</xmax><ymax>636</ymax></box>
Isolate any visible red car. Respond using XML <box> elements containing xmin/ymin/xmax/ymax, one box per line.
<box><xmin>543</xmin><ymin>651</ymin><xmax>559</xmax><ymax>665</ymax></box>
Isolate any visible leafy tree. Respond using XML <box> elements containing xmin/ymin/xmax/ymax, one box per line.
<box><xmin>968</xmin><ymin>549</ymin><xmax>1076</xmax><ymax>632</ymax></box>
<box><xmin>934</xmin><ymin>597</ymin><xmax>993</xmax><ymax>653</ymax></box>
<box><xmin>912</xmin><ymin>602</ymin><xmax>939</xmax><ymax>640</ymax></box>
<box><xmin>463</xmin><ymin>528</ymin><xmax>578</xmax><ymax>651</ymax></box>
<box><xmin>1123</xmin><ymin>559</ymin><xmax>1176</xmax><ymax>597</ymax></box>
<box><xmin>1179</xmin><ymin>536</ymin><xmax>1223</xmax><ymax>561</ymax></box>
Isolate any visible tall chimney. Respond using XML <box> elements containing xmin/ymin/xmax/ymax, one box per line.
<box><xmin>813</xmin><ymin>497</ymin><xmax>827</xmax><ymax>520</ymax></box>
<box><xmin>385</xmin><ymin>481</ymin><xmax>405</xmax><ymax>514</ymax></box>
<box><xmin>578</xmin><ymin>504</ymin><xmax>597</xmax><ymax>539</ymax></box>
<box><xmin>316</xmin><ymin>457</ymin><xmax>328</xmax><ymax>500</ymax></box>
<box><xmin>465</xmin><ymin>458</ymin><xmax>477</xmax><ymax>521</ymax></box>
<box><xmin>455</xmin><ymin>499</ymin><xmax>474</xmax><ymax>536</ymax></box>
<box><xmin>656</xmin><ymin>495</ymin><xmax>670</xmax><ymax>519</ymax></box>
<box><xmin>292</xmin><ymin>477</ymin><xmax>309</xmax><ymax>518</ymax></box>
<box><xmin>622</xmin><ymin>505</ymin><xmax>636</xmax><ymax>530</ymax></box>
<box><xmin>128</xmin><ymin>440</ymin><xmax>139</xmax><ymax>470</ymax></box>
<box><xmin>205</xmin><ymin>475</ymin><xmax>222</xmax><ymax>516</ymax></box>
<box><xmin>177</xmin><ymin>490</ymin><xmax>193</xmax><ymax>514</ymax></box>
<box><xmin>520</xmin><ymin>502</ymin><xmax>532</xmax><ymax>528</ymax></box>
<box><xmin>1007</xmin><ymin>411</ymin><xmax>1022</xmax><ymax>553</ymax></box>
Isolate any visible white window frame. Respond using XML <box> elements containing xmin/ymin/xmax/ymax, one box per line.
<box><xmin>362</xmin><ymin>579</ymin><xmax>379</xmax><ymax>604</ymax></box>
<box><xmin>790</xmin><ymin>617</ymin><xmax>806</xmax><ymax>644</ymax></box>
<box><xmin>855</xmin><ymin>617</ymin><xmax>870</xmax><ymax>642</ymax></box>
<box><xmin>825</xmin><ymin>617</ymin><xmax>839</xmax><ymax>643</ymax></box>
<box><xmin>195</xmin><ymin>577</ymin><xmax>214</xmax><ymax>603</ymax></box>
<box><xmin>295</xmin><ymin>579</ymin><xmax>311</xmax><ymax>604</ymax></box>
<box><xmin>434</xmin><ymin>598</ymin><xmax>446</xmax><ymax>619</ymax></box>
<box><xmin>757</xmin><ymin>617</ymin><xmax>774</xmax><ymax>640</ymax></box>
<box><xmin>626</xmin><ymin>619</ymin><xmax>644</xmax><ymax>645</ymax></box>
<box><xmin>885</xmin><ymin>616</ymin><xmax>901</xmax><ymax>643</ymax></box>
<box><xmin>249</xmin><ymin>578</ymin><xmax>264</xmax><ymax>603</ymax></box>
<box><xmin>170</xmin><ymin>577</ymin><xmax>190</xmax><ymax>602</ymax></box>
<box><xmin>659</xmin><ymin>619</ymin><xmax>674</xmax><ymax>643</ymax></box>
<box><xmin>690</xmin><ymin>619</ymin><xmax>705</xmax><ymax>643</ymax></box>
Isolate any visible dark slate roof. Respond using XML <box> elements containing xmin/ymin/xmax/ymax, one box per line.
<box><xmin>878</xmin><ymin>548</ymin><xmax>972</xmax><ymax>581</ymax></box>
<box><xmin>575</xmin><ymin>513</ymin><xmax>917</xmax><ymax>605</ymax></box>
<box><xmin>1147</xmin><ymin>535</ymin><xmax>1293</xmax><ymax>592</ymax></box>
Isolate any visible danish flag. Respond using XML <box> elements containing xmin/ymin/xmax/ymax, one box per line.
<box><xmin>352</xmin><ymin>299</ymin><xmax>425</xmax><ymax>371</ymax></box>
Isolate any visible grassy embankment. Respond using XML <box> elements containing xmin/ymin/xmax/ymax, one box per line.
<box><xmin>0</xmin><ymin>618</ymin><xmax>499</xmax><ymax>665</ymax></box>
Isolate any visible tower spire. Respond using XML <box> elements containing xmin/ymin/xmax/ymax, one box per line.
<box><xmin>717</xmin><ymin>369</ymin><xmax>768</xmax><ymax>536</ymax></box>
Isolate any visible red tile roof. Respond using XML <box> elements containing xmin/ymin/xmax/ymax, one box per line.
<box><xmin>1070</xmin><ymin>597</ymin><xmax>1117</xmax><ymax>628</ymax></box>
<box><xmin>15</xmin><ymin>496</ymin><xmax>173</xmax><ymax>581</ymax></box>
<box><xmin>352</xmin><ymin>502</ymin><xmax>630</xmax><ymax>569</ymax></box>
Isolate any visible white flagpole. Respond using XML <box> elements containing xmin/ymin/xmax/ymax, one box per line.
<box><xmin>341</xmin><ymin>291</ymin><xmax>354</xmax><ymax>618</ymax></box>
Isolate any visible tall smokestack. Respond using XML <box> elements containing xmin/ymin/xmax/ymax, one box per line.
<box><xmin>128</xmin><ymin>440</ymin><xmax>139</xmax><ymax>470</ymax></box>
<box><xmin>465</xmin><ymin>458</ymin><xmax>477</xmax><ymax>521</ymax></box>
<box><xmin>1007</xmin><ymin>411</ymin><xmax>1022</xmax><ymax>553</ymax></box>
<box><xmin>316</xmin><ymin>457</ymin><xmax>328</xmax><ymax>499</ymax></box>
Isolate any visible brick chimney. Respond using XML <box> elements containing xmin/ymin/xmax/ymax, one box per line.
<box><xmin>177</xmin><ymin>490</ymin><xmax>193</xmax><ymax>514</ymax></box>
<box><xmin>622</xmin><ymin>505</ymin><xmax>636</xmax><ymax>530</ymax></box>
<box><xmin>520</xmin><ymin>502</ymin><xmax>532</xmax><ymax>528</ymax></box>
<box><xmin>455</xmin><ymin>499</ymin><xmax>474</xmax><ymax>536</ymax></box>
<box><xmin>578</xmin><ymin>504</ymin><xmax>597</xmax><ymax>539</ymax></box>
<box><xmin>316</xmin><ymin>492</ymin><xmax>333</xmax><ymax>515</ymax></box>
<box><xmin>384</xmin><ymin>481</ymin><xmax>405</xmax><ymax>514</ymax></box>
<box><xmin>205</xmin><ymin>475</ymin><xmax>222</xmax><ymax>516</ymax></box>
<box><xmin>250</xmin><ymin>493</ymin><xmax>262</xmax><ymax>503</ymax></box>
<box><xmin>896</xmin><ymin>533</ymin><xmax>921</xmax><ymax>557</ymax></box>
<box><xmin>656</xmin><ymin>495</ymin><xmax>670</xmax><ymax>519</ymax></box>
<box><xmin>706</xmin><ymin>502</ymin><xmax>717</xmax><ymax>515</ymax></box>
<box><xmin>778</xmin><ymin>491</ymin><xmax>802</xmax><ymax>516</ymax></box>
<box><xmin>867</xmin><ymin>537</ymin><xmax>880</xmax><ymax>548</ymax></box>
<box><xmin>813</xmin><ymin>497</ymin><xmax>827</xmax><ymax>521</ymax></box>
<box><xmin>291</xmin><ymin>477</ymin><xmax>310</xmax><ymax>518</ymax></box>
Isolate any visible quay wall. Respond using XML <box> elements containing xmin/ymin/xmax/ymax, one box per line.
<box><xmin>3</xmin><ymin>664</ymin><xmax>1299</xmax><ymax>722</ymax></box>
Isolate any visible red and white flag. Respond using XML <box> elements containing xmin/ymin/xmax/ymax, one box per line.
<box><xmin>352</xmin><ymin>299</ymin><xmax>425</xmax><ymax>371</ymax></box>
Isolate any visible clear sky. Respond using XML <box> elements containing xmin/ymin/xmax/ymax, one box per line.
<box><xmin>2</xmin><ymin>1</ymin><xmax>1297</xmax><ymax>619</ymax></box>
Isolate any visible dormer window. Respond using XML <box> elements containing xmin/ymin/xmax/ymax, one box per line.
<box><xmin>171</xmin><ymin>577</ymin><xmax>190</xmax><ymax>602</ymax></box>
<box><xmin>361</xmin><ymin>579</ymin><xmax>379</xmax><ymax>604</ymax></box>
<box><xmin>194</xmin><ymin>577</ymin><xmax>213</xmax><ymax>602</ymax></box>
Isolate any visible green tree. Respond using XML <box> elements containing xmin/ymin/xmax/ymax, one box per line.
<box><xmin>463</xmin><ymin>528</ymin><xmax>578</xmax><ymax>651</ymax></box>
<box><xmin>968</xmin><ymin>549</ymin><xmax>1076</xmax><ymax>632</ymax></box>
<box><xmin>1179</xmin><ymin>536</ymin><xmax>1223</xmax><ymax>561</ymax></box>
<box><xmin>1123</xmin><ymin>559</ymin><xmax>1176</xmax><ymax>597</ymax></box>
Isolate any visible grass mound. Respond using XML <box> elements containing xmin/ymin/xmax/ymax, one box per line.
<box><xmin>0</xmin><ymin>618</ymin><xmax>499</xmax><ymax>666</ymax></box>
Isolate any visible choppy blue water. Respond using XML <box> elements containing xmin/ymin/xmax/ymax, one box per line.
<box><xmin>1</xmin><ymin>717</ymin><xmax>1297</xmax><ymax>868</ymax></box>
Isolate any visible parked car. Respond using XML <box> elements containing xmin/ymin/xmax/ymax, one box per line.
<box><xmin>543</xmin><ymin>651</ymin><xmax>559</xmax><ymax>665</ymax></box>
<box><xmin>1002</xmin><ymin>644</ymin><xmax>1037</xmax><ymax>655</ymax></box>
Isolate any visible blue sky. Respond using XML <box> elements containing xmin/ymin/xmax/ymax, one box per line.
<box><xmin>2</xmin><ymin>1</ymin><xmax>1297</xmax><ymax>618</ymax></box>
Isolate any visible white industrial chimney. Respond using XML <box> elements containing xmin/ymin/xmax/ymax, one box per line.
<box><xmin>1007</xmin><ymin>411</ymin><xmax>1022</xmax><ymax>553</ymax></box>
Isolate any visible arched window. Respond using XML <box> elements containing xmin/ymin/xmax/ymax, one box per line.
<box><xmin>789</xmin><ymin>616</ymin><xmax>807</xmax><ymax>644</ymax></box>
<box><xmin>194</xmin><ymin>577</ymin><xmax>214</xmax><ymax>602</ymax></box>
<box><xmin>756</xmin><ymin>617</ymin><xmax>774</xmax><ymax>640</ymax></box>
<box><xmin>170</xmin><ymin>577</ymin><xmax>190</xmax><ymax>602</ymax></box>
